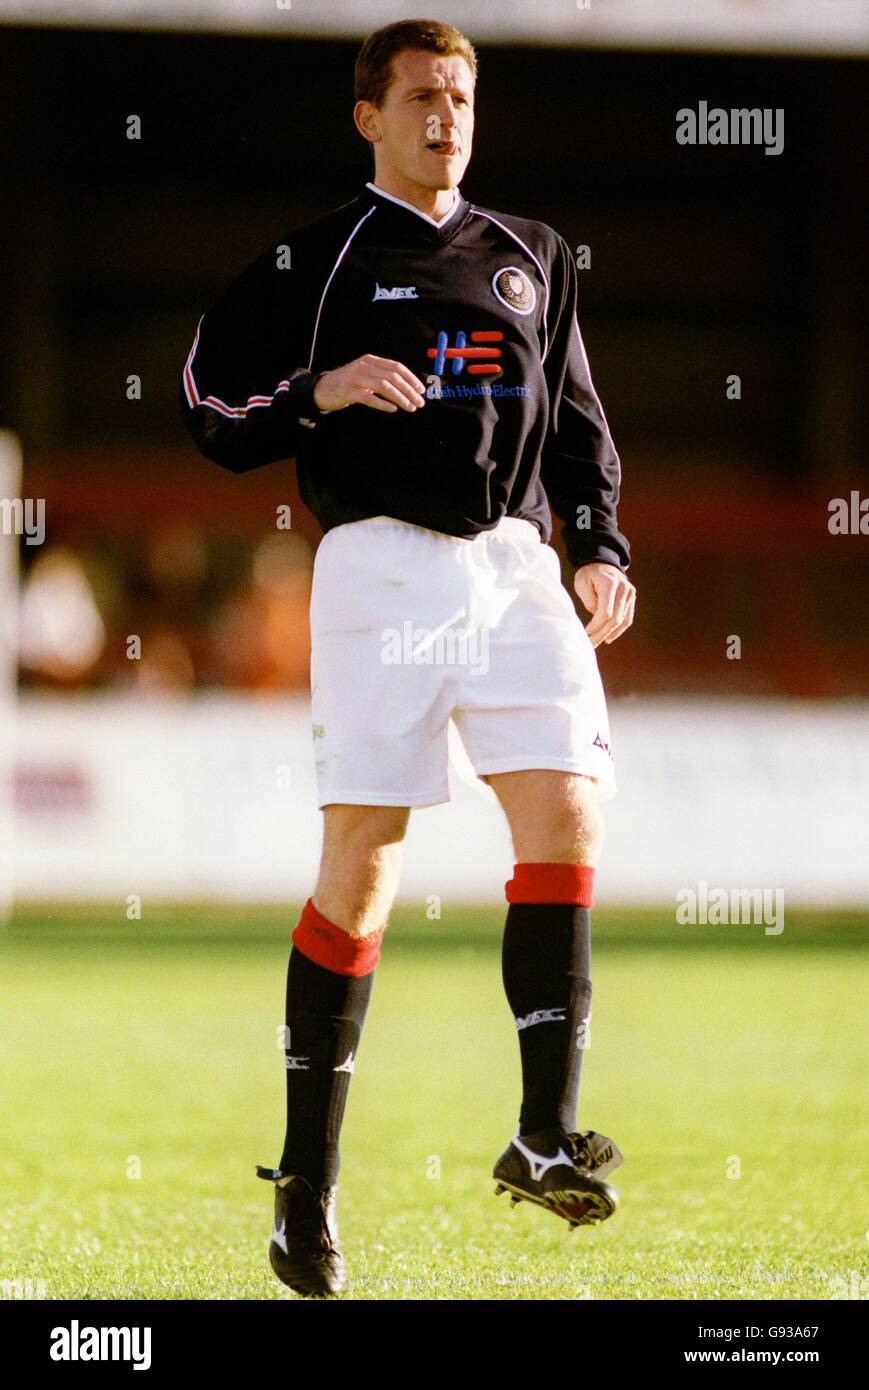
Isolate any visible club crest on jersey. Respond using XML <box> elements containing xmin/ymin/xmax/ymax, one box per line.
<box><xmin>491</xmin><ymin>266</ymin><xmax>536</xmax><ymax>315</ymax></box>
<box><xmin>373</xmin><ymin>283</ymin><xmax>419</xmax><ymax>300</ymax></box>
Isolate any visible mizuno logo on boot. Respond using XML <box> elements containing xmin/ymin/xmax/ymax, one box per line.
<box><xmin>272</xmin><ymin>1218</ymin><xmax>289</xmax><ymax>1254</ymax></box>
<box><xmin>511</xmin><ymin>1133</ymin><xmax>574</xmax><ymax>1182</ymax></box>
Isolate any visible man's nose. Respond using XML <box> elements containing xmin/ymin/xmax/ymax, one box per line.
<box><xmin>433</xmin><ymin>99</ymin><xmax>459</xmax><ymax>126</ymax></box>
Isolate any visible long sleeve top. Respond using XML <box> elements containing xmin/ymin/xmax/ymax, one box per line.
<box><xmin>180</xmin><ymin>180</ymin><xmax>630</xmax><ymax>571</ymax></box>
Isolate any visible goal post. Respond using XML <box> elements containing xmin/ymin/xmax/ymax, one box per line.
<box><xmin>0</xmin><ymin>430</ymin><xmax>22</xmax><ymax>922</ymax></box>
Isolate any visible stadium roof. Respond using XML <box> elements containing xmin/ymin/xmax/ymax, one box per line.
<box><xmin>1</xmin><ymin>0</ymin><xmax>867</xmax><ymax>56</ymax></box>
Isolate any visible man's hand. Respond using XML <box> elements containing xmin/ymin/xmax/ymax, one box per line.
<box><xmin>574</xmin><ymin>562</ymin><xmax>636</xmax><ymax>648</ymax></box>
<box><xmin>313</xmin><ymin>354</ymin><xmax>427</xmax><ymax>414</ymax></box>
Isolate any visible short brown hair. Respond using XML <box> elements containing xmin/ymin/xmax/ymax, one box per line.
<box><xmin>354</xmin><ymin>18</ymin><xmax>478</xmax><ymax>108</ymax></box>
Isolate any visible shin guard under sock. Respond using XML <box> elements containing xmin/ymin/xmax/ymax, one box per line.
<box><xmin>278</xmin><ymin>897</ymin><xmax>382</xmax><ymax>1186</ymax></box>
<box><xmin>502</xmin><ymin>862</ymin><xmax>594</xmax><ymax>1136</ymax></box>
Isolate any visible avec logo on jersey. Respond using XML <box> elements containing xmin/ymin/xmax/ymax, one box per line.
<box><xmin>372</xmin><ymin>270</ymin><xmax>536</xmax><ymax>315</ymax></box>
<box><xmin>372</xmin><ymin>283</ymin><xmax>419</xmax><ymax>300</ymax></box>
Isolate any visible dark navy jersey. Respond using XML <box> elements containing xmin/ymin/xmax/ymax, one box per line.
<box><xmin>180</xmin><ymin>180</ymin><xmax>630</xmax><ymax>571</ymax></box>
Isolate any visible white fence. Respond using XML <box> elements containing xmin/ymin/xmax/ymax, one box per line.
<box><xmin>10</xmin><ymin>694</ymin><xmax>869</xmax><ymax>907</ymax></box>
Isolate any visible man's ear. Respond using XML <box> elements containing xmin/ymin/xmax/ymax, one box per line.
<box><xmin>353</xmin><ymin>99</ymin><xmax>380</xmax><ymax>146</ymax></box>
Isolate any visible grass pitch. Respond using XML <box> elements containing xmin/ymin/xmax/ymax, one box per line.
<box><xmin>1</xmin><ymin>905</ymin><xmax>866</xmax><ymax>1301</ymax></box>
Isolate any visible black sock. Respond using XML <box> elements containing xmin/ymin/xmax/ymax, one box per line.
<box><xmin>502</xmin><ymin>902</ymin><xmax>592</xmax><ymax>1136</ymax></box>
<box><xmin>278</xmin><ymin>947</ymin><xmax>374</xmax><ymax>1186</ymax></box>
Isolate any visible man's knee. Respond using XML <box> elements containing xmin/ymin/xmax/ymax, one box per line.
<box><xmin>567</xmin><ymin>778</ymin><xmax>606</xmax><ymax>857</ymax></box>
<box><xmin>538</xmin><ymin>801</ymin><xmax>604</xmax><ymax>862</ymax></box>
<box><xmin>315</xmin><ymin>804</ymin><xmax>410</xmax><ymax>935</ymax></box>
<box><xmin>322</xmin><ymin>803</ymin><xmax>410</xmax><ymax>859</ymax></box>
<box><xmin>498</xmin><ymin>772</ymin><xmax>605</xmax><ymax>864</ymax></box>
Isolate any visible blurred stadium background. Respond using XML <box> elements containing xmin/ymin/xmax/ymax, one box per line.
<box><xmin>0</xmin><ymin>1</ymin><xmax>866</xmax><ymax>909</ymax></box>
<box><xmin>0</xmin><ymin>1</ymin><xmax>867</xmax><ymax>1305</ymax></box>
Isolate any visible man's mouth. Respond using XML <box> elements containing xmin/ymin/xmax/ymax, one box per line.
<box><xmin>427</xmin><ymin>141</ymin><xmax>459</xmax><ymax>155</ymax></box>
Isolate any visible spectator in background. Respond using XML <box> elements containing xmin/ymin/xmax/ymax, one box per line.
<box><xmin>207</xmin><ymin>530</ymin><xmax>313</xmax><ymax>689</ymax></box>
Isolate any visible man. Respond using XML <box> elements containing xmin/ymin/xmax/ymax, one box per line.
<box><xmin>181</xmin><ymin>17</ymin><xmax>636</xmax><ymax>1299</ymax></box>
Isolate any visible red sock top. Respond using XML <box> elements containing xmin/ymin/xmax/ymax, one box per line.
<box><xmin>505</xmin><ymin>862</ymin><xmax>595</xmax><ymax>907</ymax></box>
<box><xmin>292</xmin><ymin>897</ymin><xmax>384</xmax><ymax>976</ymax></box>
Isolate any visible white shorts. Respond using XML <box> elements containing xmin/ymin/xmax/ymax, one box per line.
<box><xmin>309</xmin><ymin>514</ymin><xmax>616</xmax><ymax>808</ymax></box>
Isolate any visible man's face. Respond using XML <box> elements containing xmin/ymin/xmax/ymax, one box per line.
<box><xmin>358</xmin><ymin>48</ymin><xmax>475</xmax><ymax>191</ymax></box>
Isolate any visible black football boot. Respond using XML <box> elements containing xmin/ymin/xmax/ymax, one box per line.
<box><xmin>493</xmin><ymin>1128</ymin><xmax>623</xmax><ymax>1230</ymax></box>
<box><xmin>256</xmin><ymin>1166</ymin><xmax>345</xmax><ymax>1296</ymax></box>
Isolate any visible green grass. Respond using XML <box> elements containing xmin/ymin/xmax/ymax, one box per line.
<box><xmin>1</xmin><ymin>904</ymin><xmax>866</xmax><ymax>1300</ymax></box>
